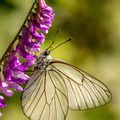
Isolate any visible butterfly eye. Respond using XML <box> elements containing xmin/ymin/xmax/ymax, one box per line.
<box><xmin>44</xmin><ymin>50</ymin><xmax>50</xmax><ymax>56</ymax></box>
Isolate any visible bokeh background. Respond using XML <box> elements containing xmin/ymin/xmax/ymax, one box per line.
<box><xmin>0</xmin><ymin>0</ymin><xmax>120</xmax><ymax>120</ymax></box>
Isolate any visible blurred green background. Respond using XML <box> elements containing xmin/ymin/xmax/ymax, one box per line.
<box><xmin>0</xmin><ymin>0</ymin><xmax>120</xmax><ymax>120</ymax></box>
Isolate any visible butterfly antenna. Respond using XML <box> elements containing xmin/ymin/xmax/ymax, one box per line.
<box><xmin>51</xmin><ymin>38</ymin><xmax>72</xmax><ymax>52</ymax></box>
<box><xmin>47</xmin><ymin>29</ymin><xmax>59</xmax><ymax>50</ymax></box>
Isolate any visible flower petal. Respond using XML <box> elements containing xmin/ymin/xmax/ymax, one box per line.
<box><xmin>0</xmin><ymin>96</ymin><xmax>7</xmax><ymax>108</ymax></box>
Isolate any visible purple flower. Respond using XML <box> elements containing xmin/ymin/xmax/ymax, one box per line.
<box><xmin>4</xmin><ymin>58</ymin><xmax>30</xmax><ymax>85</ymax></box>
<box><xmin>0</xmin><ymin>76</ymin><xmax>13</xmax><ymax>118</ymax></box>
<box><xmin>3</xmin><ymin>51</ymin><xmax>30</xmax><ymax>91</ymax></box>
<box><xmin>16</xmin><ymin>26</ymin><xmax>40</xmax><ymax>61</ymax></box>
<box><xmin>28</xmin><ymin>21</ymin><xmax>45</xmax><ymax>44</ymax></box>
<box><xmin>5</xmin><ymin>81</ymin><xmax>23</xmax><ymax>92</ymax></box>
<box><xmin>0</xmin><ymin>96</ymin><xmax>7</xmax><ymax>108</ymax></box>
<box><xmin>29</xmin><ymin>0</ymin><xmax>55</xmax><ymax>33</ymax></box>
<box><xmin>16</xmin><ymin>43</ymin><xmax>37</xmax><ymax>64</ymax></box>
<box><xmin>6</xmin><ymin>51</ymin><xmax>30</xmax><ymax>71</ymax></box>
<box><xmin>0</xmin><ymin>77</ymin><xmax>13</xmax><ymax>97</ymax></box>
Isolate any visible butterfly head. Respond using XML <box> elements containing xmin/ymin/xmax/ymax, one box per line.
<box><xmin>38</xmin><ymin>49</ymin><xmax>51</xmax><ymax>62</ymax></box>
<box><xmin>42</xmin><ymin>49</ymin><xmax>50</xmax><ymax>57</ymax></box>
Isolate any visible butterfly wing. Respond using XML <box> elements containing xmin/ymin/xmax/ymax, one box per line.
<box><xmin>22</xmin><ymin>69</ymin><xmax>68</xmax><ymax>120</ymax></box>
<box><xmin>22</xmin><ymin>58</ymin><xmax>112</xmax><ymax>120</ymax></box>
<box><xmin>49</xmin><ymin>59</ymin><xmax>112</xmax><ymax>110</ymax></box>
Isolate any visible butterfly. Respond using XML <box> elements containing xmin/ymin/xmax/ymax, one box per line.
<box><xmin>21</xmin><ymin>40</ymin><xmax>112</xmax><ymax>120</ymax></box>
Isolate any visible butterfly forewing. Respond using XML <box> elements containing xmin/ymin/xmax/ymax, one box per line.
<box><xmin>22</xmin><ymin>58</ymin><xmax>112</xmax><ymax>120</ymax></box>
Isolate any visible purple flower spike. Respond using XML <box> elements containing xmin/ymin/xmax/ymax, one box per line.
<box><xmin>1</xmin><ymin>0</ymin><xmax>55</xmax><ymax>116</ymax></box>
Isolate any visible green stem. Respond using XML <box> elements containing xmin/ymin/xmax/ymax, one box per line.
<box><xmin>0</xmin><ymin>0</ymin><xmax>37</xmax><ymax>64</ymax></box>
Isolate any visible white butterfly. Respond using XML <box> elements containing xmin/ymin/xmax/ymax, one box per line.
<box><xmin>22</xmin><ymin>45</ymin><xmax>112</xmax><ymax>120</ymax></box>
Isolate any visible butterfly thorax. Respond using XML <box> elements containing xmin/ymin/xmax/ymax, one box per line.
<box><xmin>34</xmin><ymin>50</ymin><xmax>52</xmax><ymax>71</ymax></box>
